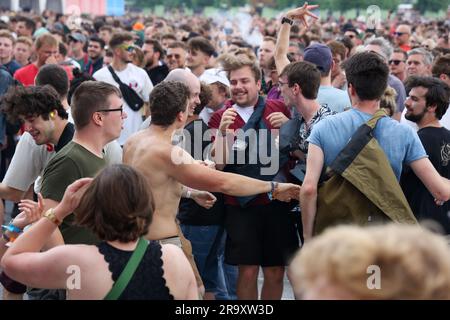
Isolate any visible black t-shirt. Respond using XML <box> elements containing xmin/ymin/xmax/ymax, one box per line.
<box><xmin>401</xmin><ymin>127</ymin><xmax>450</xmax><ymax>234</ymax></box>
<box><xmin>177</xmin><ymin>119</ymin><xmax>226</xmax><ymax>226</ymax></box>
<box><xmin>146</xmin><ymin>63</ymin><xmax>169</xmax><ymax>86</ymax></box>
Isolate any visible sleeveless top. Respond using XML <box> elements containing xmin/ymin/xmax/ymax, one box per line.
<box><xmin>97</xmin><ymin>240</ymin><xmax>174</xmax><ymax>300</ymax></box>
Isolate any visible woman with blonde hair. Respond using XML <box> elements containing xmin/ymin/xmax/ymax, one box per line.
<box><xmin>289</xmin><ymin>224</ymin><xmax>450</xmax><ymax>300</ymax></box>
<box><xmin>380</xmin><ymin>86</ymin><xmax>397</xmax><ymax>117</ymax></box>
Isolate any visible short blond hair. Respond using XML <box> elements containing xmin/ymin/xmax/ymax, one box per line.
<box><xmin>289</xmin><ymin>224</ymin><xmax>450</xmax><ymax>299</ymax></box>
<box><xmin>15</xmin><ymin>36</ymin><xmax>33</xmax><ymax>48</ymax></box>
<box><xmin>0</xmin><ymin>30</ymin><xmax>15</xmax><ymax>44</ymax></box>
<box><xmin>218</xmin><ymin>53</ymin><xmax>261</xmax><ymax>82</ymax></box>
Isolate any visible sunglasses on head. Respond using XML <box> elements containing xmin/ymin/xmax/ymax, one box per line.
<box><xmin>388</xmin><ymin>59</ymin><xmax>405</xmax><ymax>66</ymax></box>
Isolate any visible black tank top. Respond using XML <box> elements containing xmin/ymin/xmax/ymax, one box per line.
<box><xmin>97</xmin><ymin>240</ymin><xmax>174</xmax><ymax>300</ymax></box>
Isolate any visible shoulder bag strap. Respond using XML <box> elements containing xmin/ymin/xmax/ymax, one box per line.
<box><xmin>366</xmin><ymin>108</ymin><xmax>388</xmax><ymax>130</ymax></box>
<box><xmin>104</xmin><ymin>237</ymin><xmax>149</xmax><ymax>300</ymax></box>
<box><xmin>107</xmin><ymin>65</ymin><xmax>125</xmax><ymax>86</ymax></box>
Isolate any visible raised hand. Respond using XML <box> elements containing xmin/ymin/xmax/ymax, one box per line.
<box><xmin>267</xmin><ymin>112</ymin><xmax>289</xmax><ymax>129</ymax></box>
<box><xmin>286</xmin><ymin>2</ymin><xmax>319</xmax><ymax>28</ymax></box>
<box><xmin>57</xmin><ymin>178</ymin><xmax>93</xmax><ymax>218</ymax></box>
<box><xmin>218</xmin><ymin>108</ymin><xmax>237</xmax><ymax>136</ymax></box>
<box><xmin>15</xmin><ymin>193</ymin><xmax>45</xmax><ymax>229</ymax></box>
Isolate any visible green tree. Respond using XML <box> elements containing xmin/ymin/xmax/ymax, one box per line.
<box><xmin>415</xmin><ymin>0</ymin><xmax>450</xmax><ymax>13</ymax></box>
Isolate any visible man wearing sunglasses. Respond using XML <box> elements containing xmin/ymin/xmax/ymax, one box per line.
<box><xmin>389</xmin><ymin>48</ymin><xmax>407</xmax><ymax>82</ymax></box>
<box><xmin>394</xmin><ymin>24</ymin><xmax>412</xmax><ymax>52</ymax></box>
<box><xmin>94</xmin><ymin>32</ymin><xmax>153</xmax><ymax>146</ymax></box>
<box><xmin>166</xmin><ymin>41</ymin><xmax>188</xmax><ymax>71</ymax></box>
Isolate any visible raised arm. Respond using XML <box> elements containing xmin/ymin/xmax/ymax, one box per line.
<box><xmin>275</xmin><ymin>3</ymin><xmax>319</xmax><ymax>75</ymax></box>
<box><xmin>1</xmin><ymin>178</ymin><xmax>92</xmax><ymax>289</ymax></box>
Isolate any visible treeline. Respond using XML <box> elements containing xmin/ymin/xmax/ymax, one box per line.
<box><xmin>130</xmin><ymin>0</ymin><xmax>449</xmax><ymax>14</ymax></box>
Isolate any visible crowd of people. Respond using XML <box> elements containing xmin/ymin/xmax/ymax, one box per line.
<box><xmin>0</xmin><ymin>2</ymin><xmax>449</xmax><ymax>300</ymax></box>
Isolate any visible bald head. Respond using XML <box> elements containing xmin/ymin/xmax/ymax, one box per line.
<box><xmin>165</xmin><ymin>69</ymin><xmax>200</xmax><ymax>116</ymax></box>
<box><xmin>395</xmin><ymin>24</ymin><xmax>411</xmax><ymax>47</ymax></box>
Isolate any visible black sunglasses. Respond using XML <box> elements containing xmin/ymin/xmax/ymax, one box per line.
<box><xmin>388</xmin><ymin>59</ymin><xmax>405</xmax><ymax>66</ymax></box>
<box><xmin>394</xmin><ymin>32</ymin><xmax>408</xmax><ymax>36</ymax></box>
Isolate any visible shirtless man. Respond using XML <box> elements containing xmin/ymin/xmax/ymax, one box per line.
<box><xmin>124</xmin><ymin>80</ymin><xmax>299</xmax><ymax>244</ymax></box>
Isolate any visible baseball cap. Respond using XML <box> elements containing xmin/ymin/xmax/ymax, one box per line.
<box><xmin>200</xmin><ymin>68</ymin><xmax>230</xmax><ymax>87</ymax></box>
<box><xmin>69</xmin><ymin>32</ymin><xmax>87</xmax><ymax>43</ymax></box>
<box><xmin>303</xmin><ymin>43</ymin><xmax>333</xmax><ymax>75</ymax></box>
<box><xmin>133</xmin><ymin>22</ymin><xmax>145</xmax><ymax>31</ymax></box>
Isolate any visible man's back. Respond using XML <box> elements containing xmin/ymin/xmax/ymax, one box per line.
<box><xmin>317</xmin><ymin>85</ymin><xmax>351</xmax><ymax>113</ymax></box>
<box><xmin>308</xmin><ymin>108</ymin><xmax>426</xmax><ymax>179</ymax></box>
<box><xmin>124</xmin><ymin>129</ymin><xmax>185</xmax><ymax>240</ymax></box>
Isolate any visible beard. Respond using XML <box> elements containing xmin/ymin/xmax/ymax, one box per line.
<box><xmin>405</xmin><ymin>109</ymin><xmax>426</xmax><ymax>123</ymax></box>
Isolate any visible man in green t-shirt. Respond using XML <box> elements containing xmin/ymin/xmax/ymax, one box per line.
<box><xmin>41</xmin><ymin>81</ymin><xmax>126</xmax><ymax>245</ymax></box>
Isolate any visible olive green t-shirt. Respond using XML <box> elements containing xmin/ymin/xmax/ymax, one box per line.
<box><xmin>41</xmin><ymin>141</ymin><xmax>106</xmax><ymax>245</ymax></box>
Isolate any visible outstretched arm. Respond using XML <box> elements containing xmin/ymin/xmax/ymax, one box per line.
<box><xmin>164</xmin><ymin>145</ymin><xmax>300</xmax><ymax>200</ymax></box>
<box><xmin>410</xmin><ymin>157</ymin><xmax>450</xmax><ymax>204</ymax></box>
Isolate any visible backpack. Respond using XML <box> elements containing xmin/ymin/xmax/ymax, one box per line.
<box><xmin>314</xmin><ymin>109</ymin><xmax>417</xmax><ymax>235</ymax></box>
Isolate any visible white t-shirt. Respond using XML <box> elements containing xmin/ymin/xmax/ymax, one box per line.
<box><xmin>233</xmin><ymin>104</ymin><xmax>254</xmax><ymax>123</ymax></box>
<box><xmin>94</xmin><ymin>63</ymin><xmax>153</xmax><ymax>145</ymax></box>
<box><xmin>2</xmin><ymin>130</ymin><xmax>123</xmax><ymax>194</ymax></box>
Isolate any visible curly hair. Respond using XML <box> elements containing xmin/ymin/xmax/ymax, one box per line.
<box><xmin>1</xmin><ymin>85</ymin><xmax>68</xmax><ymax>123</ymax></box>
<box><xmin>289</xmin><ymin>224</ymin><xmax>450</xmax><ymax>300</ymax></box>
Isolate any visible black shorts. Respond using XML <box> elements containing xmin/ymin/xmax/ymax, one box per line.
<box><xmin>224</xmin><ymin>201</ymin><xmax>299</xmax><ymax>267</ymax></box>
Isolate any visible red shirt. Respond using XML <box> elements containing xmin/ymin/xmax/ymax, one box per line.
<box><xmin>209</xmin><ymin>98</ymin><xmax>291</xmax><ymax>206</ymax></box>
<box><xmin>14</xmin><ymin>63</ymin><xmax>38</xmax><ymax>86</ymax></box>
<box><xmin>399</xmin><ymin>44</ymin><xmax>412</xmax><ymax>53</ymax></box>
<box><xmin>14</xmin><ymin>63</ymin><xmax>74</xmax><ymax>86</ymax></box>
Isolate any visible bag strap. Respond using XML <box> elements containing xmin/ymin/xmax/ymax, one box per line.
<box><xmin>104</xmin><ymin>237</ymin><xmax>148</xmax><ymax>300</ymax></box>
<box><xmin>107</xmin><ymin>65</ymin><xmax>125</xmax><ymax>86</ymax></box>
<box><xmin>366</xmin><ymin>109</ymin><xmax>388</xmax><ymax>129</ymax></box>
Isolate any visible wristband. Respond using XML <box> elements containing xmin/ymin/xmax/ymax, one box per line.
<box><xmin>268</xmin><ymin>181</ymin><xmax>279</xmax><ymax>201</ymax></box>
<box><xmin>281</xmin><ymin>17</ymin><xmax>294</xmax><ymax>26</ymax></box>
<box><xmin>1</xmin><ymin>223</ymin><xmax>23</xmax><ymax>234</ymax></box>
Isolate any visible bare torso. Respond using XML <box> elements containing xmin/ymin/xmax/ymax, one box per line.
<box><xmin>124</xmin><ymin>129</ymin><xmax>185</xmax><ymax>240</ymax></box>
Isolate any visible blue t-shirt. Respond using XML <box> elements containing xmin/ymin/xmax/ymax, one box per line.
<box><xmin>307</xmin><ymin>108</ymin><xmax>427</xmax><ymax>180</ymax></box>
<box><xmin>317</xmin><ymin>85</ymin><xmax>351</xmax><ymax>113</ymax></box>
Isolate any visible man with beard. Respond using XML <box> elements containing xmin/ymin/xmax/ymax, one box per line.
<box><xmin>94</xmin><ymin>32</ymin><xmax>153</xmax><ymax>145</ymax></box>
<box><xmin>401</xmin><ymin>76</ymin><xmax>450</xmax><ymax>234</ymax></box>
<box><xmin>142</xmin><ymin>39</ymin><xmax>169</xmax><ymax>85</ymax></box>
<box><xmin>209</xmin><ymin>56</ymin><xmax>299</xmax><ymax>300</ymax></box>
<box><xmin>301</xmin><ymin>52</ymin><xmax>450</xmax><ymax>242</ymax></box>
<box><xmin>84</xmin><ymin>36</ymin><xmax>105</xmax><ymax>76</ymax></box>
